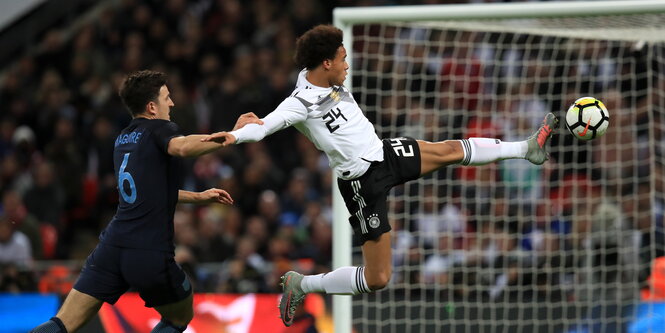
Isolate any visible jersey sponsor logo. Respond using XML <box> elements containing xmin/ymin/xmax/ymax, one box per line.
<box><xmin>368</xmin><ymin>214</ymin><xmax>380</xmax><ymax>229</ymax></box>
<box><xmin>390</xmin><ymin>138</ymin><xmax>415</xmax><ymax>157</ymax></box>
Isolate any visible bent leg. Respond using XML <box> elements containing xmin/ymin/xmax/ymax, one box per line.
<box><xmin>279</xmin><ymin>233</ymin><xmax>392</xmax><ymax>327</ymax></box>
<box><xmin>56</xmin><ymin>288</ymin><xmax>104</xmax><ymax>332</ymax></box>
<box><xmin>361</xmin><ymin>232</ymin><xmax>393</xmax><ymax>290</ymax></box>
<box><xmin>296</xmin><ymin>233</ymin><xmax>393</xmax><ymax>295</ymax></box>
<box><xmin>153</xmin><ymin>292</ymin><xmax>194</xmax><ymax>330</ymax></box>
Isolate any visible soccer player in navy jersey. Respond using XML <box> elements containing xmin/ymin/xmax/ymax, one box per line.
<box><xmin>202</xmin><ymin>25</ymin><xmax>558</xmax><ymax>327</ymax></box>
<box><xmin>31</xmin><ymin>70</ymin><xmax>235</xmax><ymax>333</ymax></box>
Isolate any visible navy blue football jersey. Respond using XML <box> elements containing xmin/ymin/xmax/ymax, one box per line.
<box><xmin>100</xmin><ymin>118</ymin><xmax>183</xmax><ymax>252</ymax></box>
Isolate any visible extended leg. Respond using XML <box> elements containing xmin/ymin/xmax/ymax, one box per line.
<box><xmin>31</xmin><ymin>288</ymin><xmax>103</xmax><ymax>333</ymax></box>
<box><xmin>418</xmin><ymin>113</ymin><xmax>558</xmax><ymax>175</ymax></box>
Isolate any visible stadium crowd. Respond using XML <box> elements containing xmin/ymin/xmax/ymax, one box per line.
<box><xmin>0</xmin><ymin>0</ymin><xmax>662</xmax><ymax>317</ymax></box>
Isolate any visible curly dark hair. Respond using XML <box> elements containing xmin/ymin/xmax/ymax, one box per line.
<box><xmin>294</xmin><ymin>25</ymin><xmax>343</xmax><ymax>70</ymax></box>
<box><xmin>119</xmin><ymin>70</ymin><xmax>167</xmax><ymax>116</ymax></box>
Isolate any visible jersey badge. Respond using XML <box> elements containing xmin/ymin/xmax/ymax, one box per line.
<box><xmin>368</xmin><ymin>214</ymin><xmax>380</xmax><ymax>229</ymax></box>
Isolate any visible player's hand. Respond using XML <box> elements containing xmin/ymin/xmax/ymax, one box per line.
<box><xmin>199</xmin><ymin>188</ymin><xmax>234</xmax><ymax>205</ymax></box>
<box><xmin>233</xmin><ymin>112</ymin><xmax>264</xmax><ymax>131</ymax></box>
<box><xmin>200</xmin><ymin>132</ymin><xmax>237</xmax><ymax>146</ymax></box>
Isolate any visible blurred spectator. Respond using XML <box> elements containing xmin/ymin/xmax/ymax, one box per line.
<box><xmin>0</xmin><ymin>263</ymin><xmax>36</xmax><ymax>292</ymax></box>
<box><xmin>196</xmin><ymin>206</ymin><xmax>235</xmax><ymax>262</ymax></box>
<box><xmin>413</xmin><ymin>185</ymin><xmax>466</xmax><ymax>247</ymax></box>
<box><xmin>281</xmin><ymin>168</ymin><xmax>318</xmax><ymax>227</ymax></box>
<box><xmin>23</xmin><ymin>161</ymin><xmax>65</xmax><ymax>227</ymax></box>
<box><xmin>44</xmin><ymin>117</ymin><xmax>85</xmax><ymax>211</ymax></box>
<box><xmin>2</xmin><ymin>191</ymin><xmax>43</xmax><ymax>259</ymax></box>
<box><xmin>218</xmin><ymin>236</ymin><xmax>268</xmax><ymax>293</ymax></box>
<box><xmin>0</xmin><ymin>215</ymin><xmax>33</xmax><ymax>267</ymax></box>
<box><xmin>478</xmin><ymin>222</ymin><xmax>530</xmax><ymax>301</ymax></box>
<box><xmin>421</xmin><ymin>233</ymin><xmax>467</xmax><ymax>285</ymax></box>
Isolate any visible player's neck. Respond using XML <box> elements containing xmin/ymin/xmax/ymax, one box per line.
<box><xmin>305</xmin><ymin>69</ymin><xmax>332</xmax><ymax>88</ymax></box>
<box><xmin>134</xmin><ymin>113</ymin><xmax>156</xmax><ymax>120</ymax></box>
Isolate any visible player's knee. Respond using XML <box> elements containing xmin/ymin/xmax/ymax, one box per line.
<box><xmin>177</xmin><ymin>309</ymin><xmax>194</xmax><ymax>325</ymax></box>
<box><xmin>442</xmin><ymin>140</ymin><xmax>463</xmax><ymax>157</ymax></box>
<box><xmin>367</xmin><ymin>268</ymin><xmax>392</xmax><ymax>291</ymax></box>
<box><xmin>165</xmin><ymin>308</ymin><xmax>194</xmax><ymax>327</ymax></box>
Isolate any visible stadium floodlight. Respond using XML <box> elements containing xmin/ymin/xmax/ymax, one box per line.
<box><xmin>333</xmin><ymin>1</ymin><xmax>665</xmax><ymax>332</ymax></box>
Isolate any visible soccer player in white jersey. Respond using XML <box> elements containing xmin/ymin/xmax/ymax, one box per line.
<box><xmin>202</xmin><ymin>24</ymin><xmax>558</xmax><ymax>327</ymax></box>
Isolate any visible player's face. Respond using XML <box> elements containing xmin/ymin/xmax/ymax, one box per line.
<box><xmin>153</xmin><ymin>85</ymin><xmax>174</xmax><ymax>121</ymax></box>
<box><xmin>328</xmin><ymin>46</ymin><xmax>349</xmax><ymax>86</ymax></box>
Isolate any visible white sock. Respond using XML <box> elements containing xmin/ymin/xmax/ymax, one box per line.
<box><xmin>300</xmin><ymin>266</ymin><xmax>371</xmax><ymax>295</ymax></box>
<box><xmin>459</xmin><ymin>138</ymin><xmax>528</xmax><ymax>166</ymax></box>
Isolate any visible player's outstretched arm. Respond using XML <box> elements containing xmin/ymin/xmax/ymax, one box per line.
<box><xmin>203</xmin><ymin>98</ymin><xmax>307</xmax><ymax>146</ymax></box>
<box><xmin>233</xmin><ymin>112</ymin><xmax>264</xmax><ymax>130</ymax></box>
<box><xmin>200</xmin><ymin>132</ymin><xmax>237</xmax><ymax>146</ymax></box>
<box><xmin>168</xmin><ymin>135</ymin><xmax>228</xmax><ymax>157</ymax></box>
<box><xmin>178</xmin><ymin>189</ymin><xmax>234</xmax><ymax>205</ymax></box>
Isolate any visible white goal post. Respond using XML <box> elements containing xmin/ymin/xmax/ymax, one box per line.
<box><xmin>333</xmin><ymin>1</ymin><xmax>665</xmax><ymax>333</ymax></box>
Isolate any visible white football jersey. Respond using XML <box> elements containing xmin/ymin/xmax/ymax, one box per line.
<box><xmin>229</xmin><ymin>69</ymin><xmax>384</xmax><ymax>179</ymax></box>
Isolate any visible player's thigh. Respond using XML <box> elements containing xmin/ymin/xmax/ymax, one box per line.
<box><xmin>417</xmin><ymin>139</ymin><xmax>464</xmax><ymax>176</ymax></box>
<box><xmin>361</xmin><ymin>232</ymin><xmax>393</xmax><ymax>289</ymax></box>
<box><xmin>73</xmin><ymin>243</ymin><xmax>129</xmax><ymax>304</ymax></box>
<box><xmin>56</xmin><ymin>288</ymin><xmax>104</xmax><ymax>332</ymax></box>
<box><xmin>154</xmin><ymin>291</ymin><xmax>194</xmax><ymax>326</ymax></box>
<box><xmin>122</xmin><ymin>248</ymin><xmax>193</xmax><ymax>312</ymax></box>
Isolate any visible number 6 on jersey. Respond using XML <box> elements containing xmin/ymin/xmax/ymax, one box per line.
<box><xmin>118</xmin><ymin>153</ymin><xmax>137</xmax><ymax>203</ymax></box>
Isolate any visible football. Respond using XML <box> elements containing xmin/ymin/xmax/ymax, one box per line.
<box><xmin>565</xmin><ymin>97</ymin><xmax>610</xmax><ymax>140</ymax></box>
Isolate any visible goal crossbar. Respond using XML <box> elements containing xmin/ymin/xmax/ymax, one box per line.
<box><xmin>334</xmin><ymin>0</ymin><xmax>665</xmax><ymax>23</ymax></box>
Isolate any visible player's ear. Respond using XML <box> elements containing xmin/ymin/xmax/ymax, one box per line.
<box><xmin>145</xmin><ymin>101</ymin><xmax>157</xmax><ymax>115</ymax></box>
<box><xmin>322</xmin><ymin>58</ymin><xmax>332</xmax><ymax>71</ymax></box>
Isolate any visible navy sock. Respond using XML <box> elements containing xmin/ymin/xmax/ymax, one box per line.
<box><xmin>30</xmin><ymin>317</ymin><xmax>68</xmax><ymax>333</ymax></box>
<box><xmin>150</xmin><ymin>318</ymin><xmax>187</xmax><ymax>333</ymax></box>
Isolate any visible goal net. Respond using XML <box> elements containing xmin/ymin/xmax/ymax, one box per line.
<box><xmin>334</xmin><ymin>1</ymin><xmax>665</xmax><ymax>332</ymax></box>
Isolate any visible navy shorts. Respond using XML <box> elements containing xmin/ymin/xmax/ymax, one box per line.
<box><xmin>73</xmin><ymin>242</ymin><xmax>192</xmax><ymax>307</ymax></box>
<box><xmin>337</xmin><ymin>137</ymin><xmax>421</xmax><ymax>244</ymax></box>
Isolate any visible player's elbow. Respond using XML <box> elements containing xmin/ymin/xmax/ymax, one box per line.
<box><xmin>173</xmin><ymin>147</ymin><xmax>190</xmax><ymax>158</ymax></box>
<box><xmin>167</xmin><ymin>138</ymin><xmax>189</xmax><ymax>157</ymax></box>
<box><xmin>168</xmin><ymin>138</ymin><xmax>197</xmax><ymax>158</ymax></box>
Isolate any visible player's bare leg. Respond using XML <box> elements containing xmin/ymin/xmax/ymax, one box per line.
<box><xmin>279</xmin><ymin>232</ymin><xmax>392</xmax><ymax>327</ymax></box>
<box><xmin>30</xmin><ymin>288</ymin><xmax>103</xmax><ymax>332</ymax></box>
<box><xmin>361</xmin><ymin>232</ymin><xmax>393</xmax><ymax>290</ymax></box>
<box><xmin>152</xmin><ymin>292</ymin><xmax>194</xmax><ymax>332</ymax></box>
<box><xmin>418</xmin><ymin>140</ymin><xmax>465</xmax><ymax>175</ymax></box>
<box><xmin>418</xmin><ymin>113</ymin><xmax>558</xmax><ymax>173</ymax></box>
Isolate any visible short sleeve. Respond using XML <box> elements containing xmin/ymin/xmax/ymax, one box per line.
<box><xmin>151</xmin><ymin>120</ymin><xmax>183</xmax><ymax>153</ymax></box>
